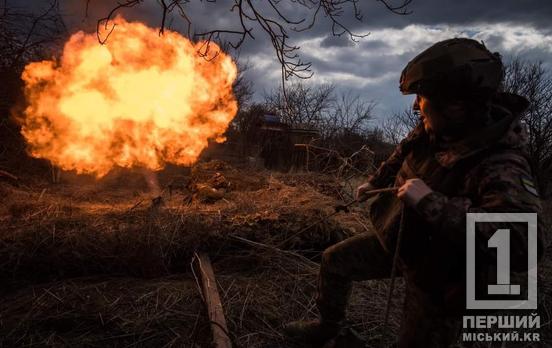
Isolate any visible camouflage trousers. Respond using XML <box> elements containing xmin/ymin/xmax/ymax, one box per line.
<box><xmin>317</xmin><ymin>232</ymin><xmax>462</xmax><ymax>348</ymax></box>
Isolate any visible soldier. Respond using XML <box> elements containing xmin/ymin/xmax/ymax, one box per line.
<box><xmin>284</xmin><ymin>38</ymin><xmax>545</xmax><ymax>347</ymax></box>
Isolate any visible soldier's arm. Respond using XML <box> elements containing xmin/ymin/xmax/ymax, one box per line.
<box><xmin>415</xmin><ymin>151</ymin><xmax>545</xmax><ymax>269</ymax></box>
<box><xmin>369</xmin><ymin>123</ymin><xmax>425</xmax><ymax>188</ymax></box>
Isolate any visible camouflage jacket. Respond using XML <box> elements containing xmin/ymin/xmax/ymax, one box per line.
<box><xmin>368</xmin><ymin>94</ymin><xmax>545</xmax><ymax>293</ymax></box>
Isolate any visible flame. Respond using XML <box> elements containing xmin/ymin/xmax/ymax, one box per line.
<box><xmin>18</xmin><ymin>17</ymin><xmax>238</xmax><ymax>177</ymax></box>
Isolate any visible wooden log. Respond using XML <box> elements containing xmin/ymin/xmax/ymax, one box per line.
<box><xmin>193</xmin><ymin>252</ymin><xmax>232</xmax><ymax>348</ymax></box>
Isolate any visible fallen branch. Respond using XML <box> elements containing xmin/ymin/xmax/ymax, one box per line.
<box><xmin>192</xmin><ymin>252</ymin><xmax>232</xmax><ymax>348</ymax></box>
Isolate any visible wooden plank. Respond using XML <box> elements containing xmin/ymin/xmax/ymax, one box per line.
<box><xmin>193</xmin><ymin>252</ymin><xmax>232</xmax><ymax>348</ymax></box>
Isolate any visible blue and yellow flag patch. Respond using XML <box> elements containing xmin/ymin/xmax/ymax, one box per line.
<box><xmin>520</xmin><ymin>176</ymin><xmax>539</xmax><ymax>197</ymax></box>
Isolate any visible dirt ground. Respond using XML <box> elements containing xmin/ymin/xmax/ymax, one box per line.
<box><xmin>0</xmin><ymin>161</ymin><xmax>550</xmax><ymax>347</ymax></box>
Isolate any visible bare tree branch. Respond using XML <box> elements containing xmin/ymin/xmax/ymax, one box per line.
<box><xmin>95</xmin><ymin>0</ymin><xmax>413</xmax><ymax>82</ymax></box>
<box><xmin>503</xmin><ymin>58</ymin><xmax>552</xmax><ymax>197</ymax></box>
<box><xmin>0</xmin><ymin>0</ymin><xmax>67</xmax><ymax>70</ymax></box>
<box><xmin>264</xmin><ymin>82</ymin><xmax>335</xmax><ymax>126</ymax></box>
<box><xmin>378</xmin><ymin>0</ymin><xmax>413</xmax><ymax>15</ymax></box>
<box><xmin>380</xmin><ymin>107</ymin><xmax>418</xmax><ymax>144</ymax></box>
<box><xmin>96</xmin><ymin>0</ymin><xmax>142</xmax><ymax>44</ymax></box>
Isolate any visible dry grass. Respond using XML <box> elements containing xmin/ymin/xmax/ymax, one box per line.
<box><xmin>0</xmin><ymin>165</ymin><xmax>357</xmax><ymax>289</ymax></box>
<box><xmin>0</xmin><ymin>250</ymin><xmax>402</xmax><ymax>347</ymax></box>
<box><xmin>1</xmin><ymin>162</ymin><xmax>391</xmax><ymax>347</ymax></box>
<box><xmin>0</xmin><ymin>161</ymin><xmax>549</xmax><ymax>347</ymax></box>
<box><xmin>0</xmin><ymin>277</ymin><xmax>207</xmax><ymax>347</ymax></box>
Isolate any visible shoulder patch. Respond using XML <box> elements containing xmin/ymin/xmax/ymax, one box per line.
<box><xmin>520</xmin><ymin>176</ymin><xmax>539</xmax><ymax>197</ymax></box>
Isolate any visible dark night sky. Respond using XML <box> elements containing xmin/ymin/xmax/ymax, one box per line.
<box><xmin>14</xmin><ymin>0</ymin><xmax>552</xmax><ymax>123</ymax></box>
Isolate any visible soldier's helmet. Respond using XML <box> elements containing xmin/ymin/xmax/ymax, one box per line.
<box><xmin>400</xmin><ymin>38</ymin><xmax>503</xmax><ymax>98</ymax></box>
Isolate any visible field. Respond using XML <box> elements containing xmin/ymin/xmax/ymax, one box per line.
<box><xmin>0</xmin><ymin>161</ymin><xmax>550</xmax><ymax>347</ymax></box>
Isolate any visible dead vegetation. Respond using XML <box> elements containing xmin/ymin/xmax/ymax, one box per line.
<box><xmin>0</xmin><ymin>160</ymin><xmax>550</xmax><ymax>347</ymax></box>
<box><xmin>0</xmin><ymin>160</ymin><xmax>404</xmax><ymax>347</ymax></box>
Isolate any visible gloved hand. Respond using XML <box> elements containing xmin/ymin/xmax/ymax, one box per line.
<box><xmin>355</xmin><ymin>182</ymin><xmax>376</xmax><ymax>201</ymax></box>
<box><xmin>397</xmin><ymin>178</ymin><xmax>433</xmax><ymax>207</ymax></box>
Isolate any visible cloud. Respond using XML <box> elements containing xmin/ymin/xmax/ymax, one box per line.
<box><xmin>240</xmin><ymin>21</ymin><xmax>552</xmax><ymax>122</ymax></box>
<box><xmin>353</xmin><ymin>0</ymin><xmax>552</xmax><ymax>31</ymax></box>
<box><xmin>472</xmin><ymin>25</ymin><xmax>552</xmax><ymax>54</ymax></box>
<box><xmin>12</xmin><ymin>0</ymin><xmax>552</xmax><ymax>124</ymax></box>
<box><xmin>320</xmin><ymin>35</ymin><xmax>356</xmax><ymax>48</ymax></box>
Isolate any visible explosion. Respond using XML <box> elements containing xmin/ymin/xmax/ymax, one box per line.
<box><xmin>18</xmin><ymin>17</ymin><xmax>238</xmax><ymax>177</ymax></box>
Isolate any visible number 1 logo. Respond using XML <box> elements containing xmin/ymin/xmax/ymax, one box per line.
<box><xmin>487</xmin><ymin>229</ymin><xmax>521</xmax><ymax>295</ymax></box>
<box><xmin>466</xmin><ymin>213</ymin><xmax>538</xmax><ymax>310</ymax></box>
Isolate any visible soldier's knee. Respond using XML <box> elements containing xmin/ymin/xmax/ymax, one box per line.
<box><xmin>321</xmin><ymin>246</ymin><xmax>332</xmax><ymax>265</ymax></box>
<box><xmin>321</xmin><ymin>244</ymin><xmax>341</xmax><ymax>270</ymax></box>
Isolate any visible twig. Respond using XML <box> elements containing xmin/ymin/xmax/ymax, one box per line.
<box><xmin>276</xmin><ymin>187</ymin><xmax>398</xmax><ymax>248</ymax></box>
<box><xmin>0</xmin><ymin>169</ymin><xmax>18</xmax><ymax>181</ymax></box>
<box><xmin>231</xmin><ymin>235</ymin><xmax>318</xmax><ymax>270</ymax></box>
<box><xmin>127</xmin><ymin>199</ymin><xmax>144</xmax><ymax>213</ymax></box>
<box><xmin>97</xmin><ymin>0</ymin><xmax>412</xmax><ymax>93</ymax></box>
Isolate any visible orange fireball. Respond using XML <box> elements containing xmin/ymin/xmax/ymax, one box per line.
<box><xmin>19</xmin><ymin>17</ymin><xmax>238</xmax><ymax>177</ymax></box>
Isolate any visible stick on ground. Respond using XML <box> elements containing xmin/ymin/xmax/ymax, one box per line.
<box><xmin>192</xmin><ymin>252</ymin><xmax>232</xmax><ymax>348</ymax></box>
